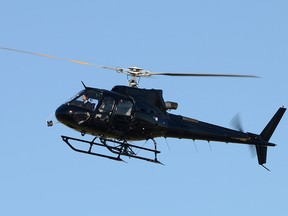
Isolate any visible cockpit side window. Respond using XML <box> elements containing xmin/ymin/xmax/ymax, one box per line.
<box><xmin>69</xmin><ymin>90</ymin><xmax>102</xmax><ymax>111</ymax></box>
<box><xmin>115</xmin><ymin>99</ymin><xmax>133</xmax><ymax>116</ymax></box>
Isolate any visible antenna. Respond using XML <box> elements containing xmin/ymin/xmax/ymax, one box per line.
<box><xmin>81</xmin><ymin>81</ymin><xmax>87</xmax><ymax>89</ymax></box>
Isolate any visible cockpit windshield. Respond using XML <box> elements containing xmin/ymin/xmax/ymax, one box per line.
<box><xmin>68</xmin><ymin>90</ymin><xmax>102</xmax><ymax>111</ymax></box>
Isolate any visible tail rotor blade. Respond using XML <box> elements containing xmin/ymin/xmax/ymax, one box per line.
<box><xmin>231</xmin><ymin>113</ymin><xmax>244</xmax><ymax>132</ymax></box>
<box><xmin>230</xmin><ymin>113</ymin><xmax>256</xmax><ymax>158</ymax></box>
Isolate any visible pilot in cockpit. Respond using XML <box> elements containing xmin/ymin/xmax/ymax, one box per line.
<box><xmin>82</xmin><ymin>94</ymin><xmax>93</xmax><ymax>110</ymax></box>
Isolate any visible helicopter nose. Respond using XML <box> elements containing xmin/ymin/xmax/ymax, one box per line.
<box><xmin>55</xmin><ymin>104</ymin><xmax>92</xmax><ymax>126</ymax></box>
<box><xmin>55</xmin><ymin>104</ymin><xmax>73</xmax><ymax>124</ymax></box>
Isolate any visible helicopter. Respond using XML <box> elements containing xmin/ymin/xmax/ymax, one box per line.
<box><xmin>1</xmin><ymin>47</ymin><xmax>286</xmax><ymax>170</ymax></box>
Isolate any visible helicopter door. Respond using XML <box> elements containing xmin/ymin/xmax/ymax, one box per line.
<box><xmin>94</xmin><ymin>96</ymin><xmax>115</xmax><ymax>124</ymax></box>
<box><xmin>112</xmin><ymin>99</ymin><xmax>134</xmax><ymax>132</ymax></box>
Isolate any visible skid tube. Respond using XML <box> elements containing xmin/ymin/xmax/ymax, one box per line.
<box><xmin>61</xmin><ymin>135</ymin><xmax>162</xmax><ymax>164</ymax></box>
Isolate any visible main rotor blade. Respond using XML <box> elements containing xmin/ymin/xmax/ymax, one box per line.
<box><xmin>149</xmin><ymin>72</ymin><xmax>259</xmax><ymax>78</ymax></box>
<box><xmin>0</xmin><ymin>47</ymin><xmax>118</xmax><ymax>71</ymax></box>
<box><xmin>0</xmin><ymin>47</ymin><xmax>259</xmax><ymax>79</ymax></box>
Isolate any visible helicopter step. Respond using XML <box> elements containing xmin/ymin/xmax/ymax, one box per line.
<box><xmin>61</xmin><ymin>135</ymin><xmax>162</xmax><ymax>164</ymax></box>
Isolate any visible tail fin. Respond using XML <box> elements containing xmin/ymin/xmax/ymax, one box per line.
<box><xmin>260</xmin><ymin>107</ymin><xmax>286</xmax><ymax>141</ymax></box>
<box><xmin>256</xmin><ymin>107</ymin><xmax>286</xmax><ymax>169</ymax></box>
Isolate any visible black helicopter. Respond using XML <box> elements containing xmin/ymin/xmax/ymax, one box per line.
<box><xmin>1</xmin><ymin>47</ymin><xmax>286</xmax><ymax>170</ymax></box>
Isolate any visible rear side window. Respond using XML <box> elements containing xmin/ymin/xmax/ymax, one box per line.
<box><xmin>98</xmin><ymin>96</ymin><xmax>115</xmax><ymax>113</ymax></box>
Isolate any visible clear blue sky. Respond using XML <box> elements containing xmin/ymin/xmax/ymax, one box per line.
<box><xmin>1</xmin><ymin>0</ymin><xmax>288</xmax><ymax>215</ymax></box>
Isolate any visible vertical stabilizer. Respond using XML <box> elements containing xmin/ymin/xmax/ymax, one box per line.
<box><xmin>260</xmin><ymin>107</ymin><xmax>286</xmax><ymax>142</ymax></box>
<box><xmin>256</xmin><ymin>107</ymin><xmax>286</xmax><ymax>169</ymax></box>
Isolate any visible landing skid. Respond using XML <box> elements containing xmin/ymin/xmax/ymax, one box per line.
<box><xmin>61</xmin><ymin>135</ymin><xmax>162</xmax><ymax>164</ymax></box>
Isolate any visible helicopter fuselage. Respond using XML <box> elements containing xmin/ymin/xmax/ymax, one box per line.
<box><xmin>55</xmin><ymin>85</ymin><xmax>276</xmax><ymax>146</ymax></box>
